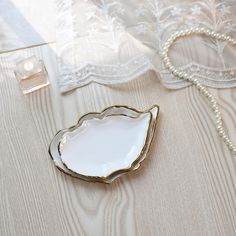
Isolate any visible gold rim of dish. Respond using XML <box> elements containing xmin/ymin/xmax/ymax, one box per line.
<box><xmin>49</xmin><ymin>105</ymin><xmax>159</xmax><ymax>183</ymax></box>
<box><xmin>48</xmin><ymin>104</ymin><xmax>160</xmax><ymax>183</ymax></box>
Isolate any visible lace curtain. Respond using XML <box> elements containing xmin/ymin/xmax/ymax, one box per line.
<box><xmin>56</xmin><ymin>0</ymin><xmax>236</xmax><ymax>93</ymax></box>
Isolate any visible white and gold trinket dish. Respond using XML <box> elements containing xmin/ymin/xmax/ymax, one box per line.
<box><xmin>49</xmin><ymin>105</ymin><xmax>159</xmax><ymax>183</ymax></box>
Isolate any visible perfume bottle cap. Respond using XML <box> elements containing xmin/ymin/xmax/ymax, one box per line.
<box><xmin>15</xmin><ymin>56</ymin><xmax>43</xmax><ymax>79</ymax></box>
<box><xmin>14</xmin><ymin>56</ymin><xmax>49</xmax><ymax>94</ymax></box>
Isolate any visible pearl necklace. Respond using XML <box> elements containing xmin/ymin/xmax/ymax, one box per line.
<box><xmin>160</xmin><ymin>27</ymin><xmax>236</xmax><ymax>155</ymax></box>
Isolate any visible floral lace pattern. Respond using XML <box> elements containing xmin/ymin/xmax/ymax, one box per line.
<box><xmin>56</xmin><ymin>0</ymin><xmax>236</xmax><ymax>93</ymax></box>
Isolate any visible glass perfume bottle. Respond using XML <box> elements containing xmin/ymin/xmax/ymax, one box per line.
<box><xmin>14</xmin><ymin>56</ymin><xmax>49</xmax><ymax>94</ymax></box>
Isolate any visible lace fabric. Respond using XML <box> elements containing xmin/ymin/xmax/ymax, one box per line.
<box><xmin>56</xmin><ymin>0</ymin><xmax>236</xmax><ymax>93</ymax></box>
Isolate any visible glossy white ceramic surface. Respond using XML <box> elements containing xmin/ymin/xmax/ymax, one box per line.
<box><xmin>59</xmin><ymin>113</ymin><xmax>151</xmax><ymax>177</ymax></box>
<box><xmin>49</xmin><ymin>105</ymin><xmax>159</xmax><ymax>183</ymax></box>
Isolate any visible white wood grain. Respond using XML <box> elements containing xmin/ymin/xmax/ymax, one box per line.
<box><xmin>0</xmin><ymin>44</ymin><xmax>235</xmax><ymax>236</ymax></box>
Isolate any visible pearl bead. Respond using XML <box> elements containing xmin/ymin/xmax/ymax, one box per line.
<box><xmin>186</xmin><ymin>30</ymin><xmax>191</xmax><ymax>35</ymax></box>
<box><xmin>166</xmin><ymin>62</ymin><xmax>171</xmax><ymax>68</ymax></box>
<box><xmin>173</xmin><ymin>69</ymin><xmax>178</xmax><ymax>75</ymax></box>
<box><xmin>212</xmin><ymin>105</ymin><xmax>218</xmax><ymax>111</ymax></box>
<box><xmin>211</xmin><ymin>99</ymin><xmax>217</xmax><ymax>105</ymax></box>
<box><xmin>218</xmin><ymin>130</ymin><xmax>224</xmax><ymax>136</ymax></box>
<box><xmin>160</xmin><ymin>52</ymin><xmax>165</xmax><ymax>58</ymax></box>
<box><xmin>163</xmin><ymin>57</ymin><xmax>169</xmax><ymax>62</ymax></box>
<box><xmin>207</xmin><ymin>94</ymin><xmax>213</xmax><ymax>99</ymax></box>
<box><xmin>165</xmin><ymin>46</ymin><xmax>169</xmax><ymax>50</ymax></box>
<box><xmin>224</xmin><ymin>137</ymin><xmax>230</xmax><ymax>143</ymax></box>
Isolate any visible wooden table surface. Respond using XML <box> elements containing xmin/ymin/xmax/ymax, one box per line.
<box><xmin>0</xmin><ymin>43</ymin><xmax>235</xmax><ymax>236</ymax></box>
<box><xmin>0</xmin><ymin>2</ymin><xmax>236</xmax><ymax>236</ymax></box>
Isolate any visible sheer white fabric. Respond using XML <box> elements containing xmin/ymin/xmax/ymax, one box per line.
<box><xmin>56</xmin><ymin>0</ymin><xmax>236</xmax><ymax>93</ymax></box>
